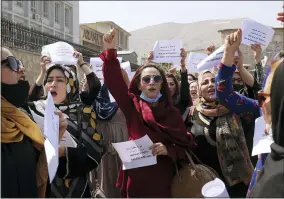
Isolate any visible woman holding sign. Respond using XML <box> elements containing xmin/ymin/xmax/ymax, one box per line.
<box><xmin>100</xmin><ymin>29</ymin><xmax>195</xmax><ymax>197</ymax></box>
<box><xmin>28</xmin><ymin>52</ymin><xmax>104</xmax><ymax>198</ymax></box>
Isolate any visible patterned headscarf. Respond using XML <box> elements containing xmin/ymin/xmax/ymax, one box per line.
<box><xmin>33</xmin><ymin>64</ymin><xmax>103</xmax><ymax>162</ymax></box>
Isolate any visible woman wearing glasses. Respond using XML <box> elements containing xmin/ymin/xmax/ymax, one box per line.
<box><xmin>99</xmin><ymin>29</ymin><xmax>195</xmax><ymax>197</ymax></box>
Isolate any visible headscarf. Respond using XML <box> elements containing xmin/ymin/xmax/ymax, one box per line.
<box><xmin>271</xmin><ymin>60</ymin><xmax>284</xmax><ymax>147</ymax></box>
<box><xmin>193</xmin><ymin>70</ymin><xmax>253</xmax><ymax>186</ymax></box>
<box><xmin>93</xmin><ymin>83</ymin><xmax>118</xmax><ymax>120</ymax></box>
<box><xmin>29</xmin><ymin>64</ymin><xmax>104</xmax><ymax>196</ymax></box>
<box><xmin>128</xmin><ymin>65</ymin><xmax>194</xmax><ymax>147</ymax></box>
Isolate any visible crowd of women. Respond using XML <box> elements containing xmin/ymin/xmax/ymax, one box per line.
<box><xmin>1</xmin><ymin>9</ymin><xmax>284</xmax><ymax>198</ymax></box>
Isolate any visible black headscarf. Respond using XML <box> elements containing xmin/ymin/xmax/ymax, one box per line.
<box><xmin>93</xmin><ymin>83</ymin><xmax>118</xmax><ymax>120</ymax></box>
<box><xmin>271</xmin><ymin>60</ymin><xmax>284</xmax><ymax>147</ymax></box>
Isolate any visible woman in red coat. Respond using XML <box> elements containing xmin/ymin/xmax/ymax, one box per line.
<box><xmin>99</xmin><ymin>29</ymin><xmax>195</xmax><ymax>197</ymax></box>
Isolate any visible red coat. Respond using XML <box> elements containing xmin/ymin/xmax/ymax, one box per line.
<box><xmin>100</xmin><ymin>49</ymin><xmax>194</xmax><ymax>197</ymax></box>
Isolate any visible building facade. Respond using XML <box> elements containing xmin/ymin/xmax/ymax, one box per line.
<box><xmin>2</xmin><ymin>0</ymin><xmax>80</xmax><ymax>43</ymax></box>
<box><xmin>79</xmin><ymin>24</ymin><xmax>104</xmax><ymax>53</ymax></box>
<box><xmin>82</xmin><ymin>21</ymin><xmax>131</xmax><ymax>51</ymax></box>
<box><xmin>117</xmin><ymin>51</ymin><xmax>138</xmax><ymax>64</ymax></box>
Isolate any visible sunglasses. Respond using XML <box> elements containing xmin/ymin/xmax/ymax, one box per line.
<box><xmin>141</xmin><ymin>75</ymin><xmax>163</xmax><ymax>84</ymax></box>
<box><xmin>257</xmin><ymin>90</ymin><xmax>270</xmax><ymax>107</ymax></box>
<box><xmin>1</xmin><ymin>56</ymin><xmax>23</xmax><ymax>72</ymax></box>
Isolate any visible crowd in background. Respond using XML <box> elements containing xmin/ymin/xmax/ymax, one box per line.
<box><xmin>1</xmin><ymin>8</ymin><xmax>284</xmax><ymax>198</ymax></box>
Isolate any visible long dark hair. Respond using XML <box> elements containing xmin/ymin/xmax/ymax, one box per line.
<box><xmin>165</xmin><ymin>73</ymin><xmax>180</xmax><ymax>104</ymax></box>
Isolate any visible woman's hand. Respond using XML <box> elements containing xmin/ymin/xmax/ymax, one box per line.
<box><xmin>36</xmin><ymin>56</ymin><xmax>51</xmax><ymax>86</ymax></box>
<box><xmin>251</xmin><ymin>44</ymin><xmax>262</xmax><ymax>64</ymax></box>
<box><xmin>103</xmin><ymin>29</ymin><xmax>117</xmax><ymax>50</ymax></box>
<box><xmin>150</xmin><ymin>142</ymin><xmax>168</xmax><ymax>156</ymax></box>
<box><xmin>40</xmin><ymin>56</ymin><xmax>51</xmax><ymax>74</ymax></box>
<box><xmin>147</xmin><ymin>51</ymin><xmax>154</xmax><ymax>62</ymax></box>
<box><xmin>180</xmin><ymin>48</ymin><xmax>187</xmax><ymax>73</ymax></box>
<box><xmin>277</xmin><ymin>11</ymin><xmax>284</xmax><ymax>22</ymax></box>
<box><xmin>234</xmin><ymin>48</ymin><xmax>244</xmax><ymax>69</ymax></box>
<box><xmin>74</xmin><ymin>51</ymin><xmax>85</xmax><ymax>66</ymax></box>
<box><xmin>222</xmin><ymin>29</ymin><xmax>242</xmax><ymax>66</ymax></box>
<box><xmin>56</xmin><ymin>110</ymin><xmax>68</xmax><ymax>141</ymax></box>
<box><xmin>205</xmin><ymin>44</ymin><xmax>216</xmax><ymax>56</ymax></box>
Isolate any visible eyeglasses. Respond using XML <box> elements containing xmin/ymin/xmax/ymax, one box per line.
<box><xmin>141</xmin><ymin>75</ymin><xmax>163</xmax><ymax>84</ymax></box>
<box><xmin>257</xmin><ymin>90</ymin><xmax>270</xmax><ymax>107</ymax></box>
<box><xmin>1</xmin><ymin>56</ymin><xmax>24</xmax><ymax>72</ymax></box>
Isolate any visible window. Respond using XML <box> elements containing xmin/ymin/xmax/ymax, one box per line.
<box><xmin>43</xmin><ymin>2</ymin><xmax>49</xmax><ymax>18</ymax></box>
<box><xmin>65</xmin><ymin>7</ymin><xmax>70</xmax><ymax>28</ymax></box>
<box><xmin>16</xmin><ymin>1</ymin><xmax>23</xmax><ymax>7</ymax></box>
<box><xmin>31</xmin><ymin>1</ymin><xmax>36</xmax><ymax>13</ymax></box>
<box><xmin>55</xmin><ymin>2</ymin><xmax>60</xmax><ymax>23</ymax></box>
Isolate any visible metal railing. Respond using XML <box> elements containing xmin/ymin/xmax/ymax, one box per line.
<box><xmin>1</xmin><ymin>19</ymin><xmax>99</xmax><ymax>62</ymax></box>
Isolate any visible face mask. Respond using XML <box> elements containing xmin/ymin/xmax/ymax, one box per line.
<box><xmin>1</xmin><ymin>80</ymin><xmax>30</xmax><ymax>107</ymax></box>
<box><xmin>233</xmin><ymin>84</ymin><xmax>245</xmax><ymax>92</ymax></box>
<box><xmin>140</xmin><ymin>92</ymin><xmax>162</xmax><ymax>103</ymax></box>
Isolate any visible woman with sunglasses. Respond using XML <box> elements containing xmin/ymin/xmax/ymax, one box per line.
<box><xmin>147</xmin><ymin>50</ymin><xmax>192</xmax><ymax>118</ymax></box>
<box><xmin>1</xmin><ymin>47</ymin><xmax>67</xmax><ymax>198</ymax></box>
<box><xmin>99</xmin><ymin>29</ymin><xmax>195</xmax><ymax>197</ymax></box>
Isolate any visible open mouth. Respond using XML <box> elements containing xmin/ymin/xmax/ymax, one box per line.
<box><xmin>191</xmin><ymin>91</ymin><xmax>197</xmax><ymax>95</ymax></box>
<box><xmin>50</xmin><ymin>91</ymin><xmax>58</xmax><ymax>97</ymax></box>
<box><xmin>19</xmin><ymin>76</ymin><xmax>25</xmax><ymax>81</ymax></box>
<box><xmin>208</xmin><ymin>88</ymin><xmax>215</xmax><ymax>95</ymax></box>
<box><xmin>148</xmin><ymin>88</ymin><xmax>156</xmax><ymax>92</ymax></box>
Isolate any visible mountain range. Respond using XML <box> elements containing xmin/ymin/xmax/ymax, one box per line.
<box><xmin>129</xmin><ymin>18</ymin><xmax>249</xmax><ymax>63</ymax></box>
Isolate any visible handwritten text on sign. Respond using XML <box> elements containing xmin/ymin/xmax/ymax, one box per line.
<box><xmin>242</xmin><ymin>19</ymin><xmax>275</xmax><ymax>49</ymax></box>
<box><xmin>90</xmin><ymin>57</ymin><xmax>122</xmax><ymax>79</ymax></box>
<box><xmin>112</xmin><ymin>135</ymin><xmax>157</xmax><ymax>170</ymax></box>
<box><xmin>187</xmin><ymin>52</ymin><xmax>208</xmax><ymax>73</ymax></box>
<box><xmin>152</xmin><ymin>40</ymin><xmax>182</xmax><ymax>64</ymax></box>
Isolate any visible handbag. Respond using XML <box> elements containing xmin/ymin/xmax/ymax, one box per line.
<box><xmin>171</xmin><ymin>149</ymin><xmax>219</xmax><ymax>198</ymax></box>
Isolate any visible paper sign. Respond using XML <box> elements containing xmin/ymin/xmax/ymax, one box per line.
<box><xmin>252</xmin><ymin>116</ymin><xmax>274</xmax><ymax>156</ymax></box>
<box><xmin>202</xmin><ymin>178</ymin><xmax>229</xmax><ymax>198</ymax></box>
<box><xmin>44</xmin><ymin>92</ymin><xmax>59</xmax><ymax>183</ymax></box>
<box><xmin>41</xmin><ymin>42</ymin><xmax>78</xmax><ymax>67</ymax></box>
<box><xmin>152</xmin><ymin>40</ymin><xmax>182</xmax><ymax>64</ymax></box>
<box><xmin>242</xmin><ymin>19</ymin><xmax>275</xmax><ymax>49</ymax></box>
<box><xmin>90</xmin><ymin>57</ymin><xmax>122</xmax><ymax>79</ymax></box>
<box><xmin>196</xmin><ymin>45</ymin><xmax>239</xmax><ymax>72</ymax></box>
<box><xmin>121</xmin><ymin>61</ymin><xmax>132</xmax><ymax>79</ymax></box>
<box><xmin>30</xmin><ymin>107</ymin><xmax>77</xmax><ymax>148</ymax></box>
<box><xmin>187</xmin><ymin>52</ymin><xmax>208</xmax><ymax>73</ymax></box>
<box><xmin>112</xmin><ymin>135</ymin><xmax>157</xmax><ymax>170</ymax></box>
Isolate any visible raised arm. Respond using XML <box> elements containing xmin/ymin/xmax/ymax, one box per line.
<box><xmin>217</xmin><ymin>29</ymin><xmax>260</xmax><ymax>119</ymax></box>
<box><xmin>179</xmin><ymin>48</ymin><xmax>191</xmax><ymax>107</ymax></box>
<box><xmin>99</xmin><ymin>29</ymin><xmax>134</xmax><ymax>119</ymax></box>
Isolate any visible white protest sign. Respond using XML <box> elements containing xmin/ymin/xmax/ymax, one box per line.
<box><xmin>196</xmin><ymin>45</ymin><xmax>239</xmax><ymax>71</ymax></box>
<box><xmin>30</xmin><ymin>106</ymin><xmax>77</xmax><ymax>148</ymax></box>
<box><xmin>252</xmin><ymin>116</ymin><xmax>274</xmax><ymax>156</ymax></box>
<box><xmin>152</xmin><ymin>40</ymin><xmax>182</xmax><ymax>64</ymax></box>
<box><xmin>187</xmin><ymin>52</ymin><xmax>208</xmax><ymax>73</ymax></box>
<box><xmin>41</xmin><ymin>42</ymin><xmax>78</xmax><ymax>68</ymax></box>
<box><xmin>90</xmin><ymin>57</ymin><xmax>122</xmax><ymax>79</ymax></box>
<box><xmin>112</xmin><ymin>135</ymin><xmax>157</xmax><ymax>170</ymax></box>
<box><xmin>121</xmin><ymin>61</ymin><xmax>132</xmax><ymax>79</ymax></box>
<box><xmin>242</xmin><ymin>19</ymin><xmax>275</xmax><ymax>49</ymax></box>
<box><xmin>44</xmin><ymin>92</ymin><xmax>59</xmax><ymax>183</ymax></box>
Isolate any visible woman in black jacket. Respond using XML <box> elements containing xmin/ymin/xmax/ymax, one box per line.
<box><xmin>249</xmin><ymin>60</ymin><xmax>284</xmax><ymax>197</ymax></box>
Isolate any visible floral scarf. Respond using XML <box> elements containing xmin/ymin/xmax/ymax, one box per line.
<box><xmin>195</xmin><ymin>70</ymin><xmax>253</xmax><ymax>186</ymax></box>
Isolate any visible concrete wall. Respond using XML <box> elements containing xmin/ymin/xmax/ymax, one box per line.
<box><xmin>7</xmin><ymin>47</ymin><xmax>42</xmax><ymax>84</ymax></box>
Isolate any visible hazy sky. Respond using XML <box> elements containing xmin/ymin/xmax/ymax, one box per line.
<box><xmin>79</xmin><ymin>1</ymin><xmax>284</xmax><ymax>32</ymax></box>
